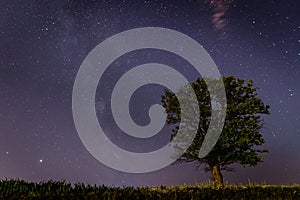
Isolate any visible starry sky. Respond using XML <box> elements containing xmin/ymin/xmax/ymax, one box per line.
<box><xmin>0</xmin><ymin>0</ymin><xmax>300</xmax><ymax>186</ymax></box>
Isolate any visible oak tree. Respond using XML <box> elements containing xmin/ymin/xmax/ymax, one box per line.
<box><xmin>161</xmin><ymin>76</ymin><xmax>270</xmax><ymax>187</ymax></box>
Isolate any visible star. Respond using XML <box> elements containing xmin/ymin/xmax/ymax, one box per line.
<box><xmin>288</xmin><ymin>89</ymin><xmax>294</xmax><ymax>96</ymax></box>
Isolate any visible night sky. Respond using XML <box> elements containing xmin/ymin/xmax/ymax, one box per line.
<box><xmin>1</xmin><ymin>0</ymin><xmax>300</xmax><ymax>186</ymax></box>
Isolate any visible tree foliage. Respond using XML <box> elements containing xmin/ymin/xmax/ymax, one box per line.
<box><xmin>161</xmin><ymin>76</ymin><xmax>270</xmax><ymax>187</ymax></box>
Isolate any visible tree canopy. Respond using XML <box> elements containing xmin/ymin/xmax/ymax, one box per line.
<box><xmin>161</xmin><ymin>76</ymin><xmax>270</xmax><ymax>187</ymax></box>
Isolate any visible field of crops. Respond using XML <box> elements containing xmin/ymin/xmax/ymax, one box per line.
<box><xmin>0</xmin><ymin>179</ymin><xmax>299</xmax><ymax>200</ymax></box>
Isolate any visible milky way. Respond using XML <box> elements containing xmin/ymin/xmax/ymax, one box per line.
<box><xmin>0</xmin><ymin>0</ymin><xmax>300</xmax><ymax>186</ymax></box>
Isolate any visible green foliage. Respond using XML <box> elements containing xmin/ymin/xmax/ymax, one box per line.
<box><xmin>161</xmin><ymin>76</ymin><xmax>270</xmax><ymax>183</ymax></box>
<box><xmin>0</xmin><ymin>179</ymin><xmax>299</xmax><ymax>200</ymax></box>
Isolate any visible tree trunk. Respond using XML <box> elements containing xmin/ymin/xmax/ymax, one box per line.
<box><xmin>211</xmin><ymin>164</ymin><xmax>224</xmax><ymax>188</ymax></box>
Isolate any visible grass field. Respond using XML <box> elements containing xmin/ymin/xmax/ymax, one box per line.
<box><xmin>0</xmin><ymin>179</ymin><xmax>299</xmax><ymax>200</ymax></box>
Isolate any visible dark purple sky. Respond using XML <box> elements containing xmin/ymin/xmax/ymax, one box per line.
<box><xmin>0</xmin><ymin>0</ymin><xmax>299</xmax><ymax>186</ymax></box>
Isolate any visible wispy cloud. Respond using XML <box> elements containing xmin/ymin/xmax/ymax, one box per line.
<box><xmin>205</xmin><ymin>0</ymin><xmax>233</xmax><ymax>31</ymax></box>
